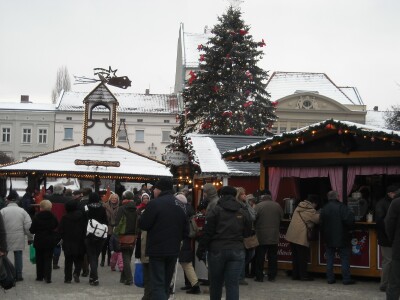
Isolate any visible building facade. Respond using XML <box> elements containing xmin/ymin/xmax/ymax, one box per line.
<box><xmin>0</xmin><ymin>86</ymin><xmax>179</xmax><ymax>162</ymax></box>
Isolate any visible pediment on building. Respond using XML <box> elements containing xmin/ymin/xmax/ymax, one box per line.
<box><xmin>276</xmin><ymin>93</ymin><xmax>352</xmax><ymax>112</ymax></box>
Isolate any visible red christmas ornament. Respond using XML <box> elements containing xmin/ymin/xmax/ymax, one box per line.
<box><xmin>212</xmin><ymin>85</ymin><xmax>220</xmax><ymax>93</ymax></box>
<box><xmin>271</xmin><ymin>101</ymin><xmax>278</xmax><ymax>108</ymax></box>
<box><xmin>244</xmin><ymin>127</ymin><xmax>254</xmax><ymax>136</ymax></box>
<box><xmin>201</xmin><ymin>121</ymin><xmax>211</xmax><ymax>129</ymax></box>
<box><xmin>243</xmin><ymin>101</ymin><xmax>253</xmax><ymax>108</ymax></box>
<box><xmin>325</xmin><ymin>124</ymin><xmax>335</xmax><ymax>130</ymax></box>
<box><xmin>245</xmin><ymin>90</ymin><xmax>251</xmax><ymax>96</ymax></box>
<box><xmin>188</xmin><ymin>71</ymin><xmax>197</xmax><ymax>85</ymax></box>
<box><xmin>239</xmin><ymin>29</ymin><xmax>248</xmax><ymax>35</ymax></box>
<box><xmin>222</xmin><ymin>110</ymin><xmax>233</xmax><ymax>117</ymax></box>
<box><xmin>245</xmin><ymin>70</ymin><xmax>253</xmax><ymax>80</ymax></box>
<box><xmin>258</xmin><ymin>39</ymin><xmax>266</xmax><ymax>47</ymax></box>
<box><xmin>197</xmin><ymin>44</ymin><xmax>203</xmax><ymax>51</ymax></box>
<box><xmin>200</xmin><ymin>54</ymin><xmax>205</xmax><ymax>62</ymax></box>
<box><xmin>226</xmin><ymin>53</ymin><xmax>231</xmax><ymax>59</ymax></box>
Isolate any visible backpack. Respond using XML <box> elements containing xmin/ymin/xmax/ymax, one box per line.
<box><xmin>0</xmin><ymin>255</ymin><xmax>16</xmax><ymax>290</ymax></box>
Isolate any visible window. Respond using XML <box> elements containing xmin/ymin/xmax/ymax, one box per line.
<box><xmin>280</xmin><ymin>126</ymin><xmax>287</xmax><ymax>134</ymax></box>
<box><xmin>137</xmin><ymin>119</ymin><xmax>143</xmax><ymax>123</ymax></box>
<box><xmin>2</xmin><ymin>127</ymin><xmax>10</xmax><ymax>143</ymax></box>
<box><xmin>135</xmin><ymin>130</ymin><xmax>144</xmax><ymax>142</ymax></box>
<box><xmin>162</xmin><ymin>131</ymin><xmax>171</xmax><ymax>142</ymax></box>
<box><xmin>64</xmin><ymin>128</ymin><xmax>73</xmax><ymax>140</ymax></box>
<box><xmin>38</xmin><ymin>128</ymin><xmax>48</xmax><ymax>144</ymax></box>
<box><xmin>22</xmin><ymin>128</ymin><xmax>31</xmax><ymax>143</ymax></box>
<box><xmin>164</xmin><ymin>120</ymin><xmax>170</xmax><ymax>123</ymax></box>
<box><xmin>66</xmin><ymin>117</ymin><xmax>72</xmax><ymax>120</ymax></box>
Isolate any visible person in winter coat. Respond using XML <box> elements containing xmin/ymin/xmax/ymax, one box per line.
<box><xmin>139</xmin><ymin>178</ymin><xmax>188</xmax><ymax>300</ymax></box>
<box><xmin>1</xmin><ymin>190</ymin><xmax>33</xmax><ymax>281</ymax></box>
<box><xmin>375</xmin><ymin>185</ymin><xmax>399</xmax><ymax>292</ymax></box>
<box><xmin>84</xmin><ymin>192</ymin><xmax>108</xmax><ymax>286</ymax></box>
<box><xmin>58</xmin><ymin>199</ymin><xmax>86</xmax><ymax>284</ymax></box>
<box><xmin>285</xmin><ymin>194</ymin><xmax>320</xmax><ymax>281</ymax></box>
<box><xmin>203</xmin><ymin>183</ymin><xmax>219</xmax><ymax>215</ymax></box>
<box><xmin>29</xmin><ymin>200</ymin><xmax>59</xmax><ymax>283</ymax></box>
<box><xmin>101</xmin><ymin>193</ymin><xmax>120</xmax><ymax>267</ymax></box>
<box><xmin>114</xmin><ymin>190</ymin><xmax>138</xmax><ymax>285</ymax></box>
<box><xmin>254</xmin><ymin>194</ymin><xmax>283</xmax><ymax>282</ymax></box>
<box><xmin>0</xmin><ymin>213</ymin><xmax>7</xmax><ymax>256</ymax></box>
<box><xmin>384</xmin><ymin>188</ymin><xmax>400</xmax><ymax>299</ymax></box>
<box><xmin>197</xmin><ymin>186</ymin><xmax>252</xmax><ymax>300</ymax></box>
<box><xmin>47</xmin><ymin>183</ymin><xmax>72</xmax><ymax>270</ymax></box>
<box><xmin>175</xmin><ymin>193</ymin><xmax>201</xmax><ymax>295</ymax></box>
<box><xmin>108</xmin><ymin>233</ymin><xmax>123</xmax><ymax>272</ymax></box>
<box><xmin>320</xmin><ymin>190</ymin><xmax>355</xmax><ymax>285</ymax></box>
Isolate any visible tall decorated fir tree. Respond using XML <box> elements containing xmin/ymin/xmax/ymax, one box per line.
<box><xmin>170</xmin><ymin>6</ymin><xmax>276</xmax><ymax>151</ymax></box>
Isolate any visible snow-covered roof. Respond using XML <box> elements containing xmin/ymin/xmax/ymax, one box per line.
<box><xmin>0</xmin><ymin>102</ymin><xmax>55</xmax><ymax>111</ymax></box>
<box><xmin>187</xmin><ymin>134</ymin><xmax>264</xmax><ymax>176</ymax></box>
<box><xmin>223</xmin><ymin>119</ymin><xmax>400</xmax><ymax>159</ymax></box>
<box><xmin>57</xmin><ymin>90</ymin><xmax>179</xmax><ymax>114</ymax></box>
<box><xmin>266</xmin><ymin>72</ymin><xmax>357</xmax><ymax>105</ymax></box>
<box><xmin>183</xmin><ymin>32</ymin><xmax>213</xmax><ymax>68</ymax></box>
<box><xmin>339</xmin><ymin>87</ymin><xmax>364</xmax><ymax>105</ymax></box>
<box><xmin>0</xmin><ymin>144</ymin><xmax>172</xmax><ymax>180</ymax></box>
<box><xmin>365</xmin><ymin>110</ymin><xmax>387</xmax><ymax>128</ymax></box>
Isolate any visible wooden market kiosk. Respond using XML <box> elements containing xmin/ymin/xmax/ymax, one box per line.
<box><xmin>0</xmin><ymin>82</ymin><xmax>172</xmax><ymax>194</ymax></box>
<box><xmin>223</xmin><ymin>119</ymin><xmax>400</xmax><ymax>277</ymax></box>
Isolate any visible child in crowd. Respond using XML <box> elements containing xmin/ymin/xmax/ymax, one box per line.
<box><xmin>109</xmin><ymin>234</ymin><xmax>123</xmax><ymax>272</ymax></box>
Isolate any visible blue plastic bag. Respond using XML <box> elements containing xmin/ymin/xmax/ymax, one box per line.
<box><xmin>134</xmin><ymin>259</ymin><xmax>144</xmax><ymax>288</ymax></box>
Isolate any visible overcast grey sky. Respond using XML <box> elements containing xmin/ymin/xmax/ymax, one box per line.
<box><xmin>0</xmin><ymin>0</ymin><xmax>399</xmax><ymax>110</ymax></box>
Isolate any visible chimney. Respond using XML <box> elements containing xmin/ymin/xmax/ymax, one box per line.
<box><xmin>145</xmin><ymin>89</ymin><xmax>150</xmax><ymax>95</ymax></box>
<box><xmin>373</xmin><ymin>106</ymin><xmax>378</xmax><ymax>111</ymax></box>
<box><xmin>21</xmin><ymin>95</ymin><xmax>30</xmax><ymax>103</ymax></box>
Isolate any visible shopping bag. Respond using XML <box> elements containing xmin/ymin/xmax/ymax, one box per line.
<box><xmin>29</xmin><ymin>244</ymin><xmax>36</xmax><ymax>264</ymax></box>
<box><xmin>0</xmin><ymin>255</ymin><xmax>16</xmax><ymax>290</ymax></box>
<box><xmin>134</xmin><ymin>259</ymin><xmax>144</xmax><ymax>288</ymax></box>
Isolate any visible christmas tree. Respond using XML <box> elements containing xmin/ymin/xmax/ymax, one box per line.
<box><xmin>170</xmin><ymin>6</ymin><xmax>276</xmax><ymax>151</ymax></box>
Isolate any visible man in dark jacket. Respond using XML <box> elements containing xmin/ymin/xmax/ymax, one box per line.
<box><xmin>320</xmin><ymin>190</ymin><xmax>355</xmax><ymax>285</ymax></box>
<box><xmin>197</xmin><ymin>186</ymin><xmax>252</xmax><ymax>300</ymax></box>
<box><xmin>58</xmin><ymin>200</ymin><xmax>86</xmax><ymax>284</ymax></box>
<box><xmin>385</xmin><ymin>188</ymin><xmax>400</xmax><ymax>300</ymax></box>
<box><xmin>375</xmin><ymin>185</ymin><xmax>398</xmax><ymax>292</ymax></box>
<box><xmin>139</xmin><ymin>178</ymin><xmax>187</xmax><ymax>300</ymax></box>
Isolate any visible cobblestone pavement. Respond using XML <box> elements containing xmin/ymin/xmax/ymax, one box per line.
<box><xmin>2</xmin><ymin>250</ymin><xmax>384</xmax><ymax>300</ymax></box>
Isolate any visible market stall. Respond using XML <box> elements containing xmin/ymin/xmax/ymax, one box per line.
<box><xmin>223</xmin><ymin>119</ymin><xmax>400</xmax><ymax>277</ymax></box>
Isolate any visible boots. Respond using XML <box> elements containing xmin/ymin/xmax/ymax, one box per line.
<box><xmin>53</xmin><ymin>256</ymin><xmax>60</xmax><ymax>270</ymax></box>
<box><xmin>186</xmin><ymin>283</ymin><xmax>201</xmax><ymax>294</ymax></box>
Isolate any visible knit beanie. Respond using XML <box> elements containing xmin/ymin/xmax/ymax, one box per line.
<box><xmin>175</xmin><ymin>193</ymin><xmax>188</xmax><ymax>204</ymax></box>
<box><xmin>203</xmin><ymin>183</ymin><xmax>217</xmax><ymax>198</ymax></box>
<box><xmin>219</xmin><ymin>186</ymin><xmax>238</xmax><ymax>197</ymax></box>
<box><xmin>154</xmin><ymin>178</ymin><xmax>173</xmax><ymax>192</ymax></box>
<box><xmin>88</xmin><ymin>192</ymin><xmax>101</xmax><ymax>203</ymax></box>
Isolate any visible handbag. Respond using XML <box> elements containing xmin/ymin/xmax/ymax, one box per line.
<box><xmin>298</xmin><ymin>211</ymin><xmax>319</xmax><ymax>241</ymax></box>
<box><xmin>134</xmin><ymin>259</ymin><xmax>144</xmax><ymax>288</ymax></box>
<box><xmin>243</xmin><ymin>235</ymin><xmax>259</xmax><ymax>249</ymax></box>
<box><xmin>119</xmin><ymin>234</ymin><xmax>136</xmax><ymax>250</ymax></box>
<box><xmin>29</xmin><ymin>244</ymin><xmax>36</xmax><ymax>264</ymax></box>
<box><xmin>0</xmin><ymin>255</ymin><xmax>16</xmax><ymax>290</ymax></box>
<box><xmin>86</xmin><ymin>218</ymin><xmax>108</xmax><ymax>240</ymax></box>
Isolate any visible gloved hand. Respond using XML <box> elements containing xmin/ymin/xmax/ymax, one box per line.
<box><xmin>196</xmin><ymin>247</ymin><xmax>206</xmax><ymax>262</ymax></box>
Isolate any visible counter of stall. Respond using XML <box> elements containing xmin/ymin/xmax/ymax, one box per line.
<box><xmin>276</xmin><ymin>220</ymin><xmax>380</xmax><ymax>278</ymax></box>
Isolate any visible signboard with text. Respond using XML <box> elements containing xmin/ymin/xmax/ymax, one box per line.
<box><xmin>164</xmin><ymin>151</ymin><xmax>189</xmax><ymax>166</ymax></box>
<box><xmin>319</xmin><ymin>229</ymin><xmax>370</xmax><ymax>268</ymax></box>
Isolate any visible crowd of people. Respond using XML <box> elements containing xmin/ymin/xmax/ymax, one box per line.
<box><xmin>0</xmin><ymin>181</ymin><xmax>400</xmax><ymax>300</ymax></box>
